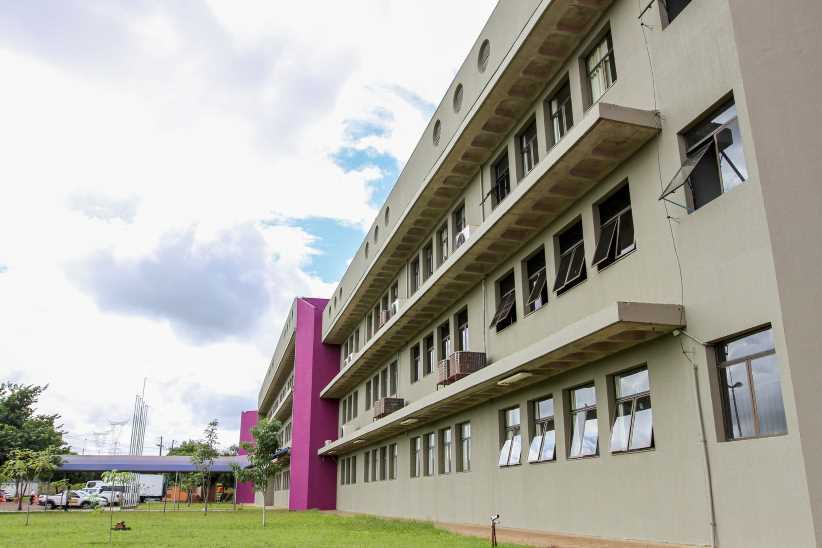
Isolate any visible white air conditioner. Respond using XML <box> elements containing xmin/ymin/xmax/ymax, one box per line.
<box><xmin>455</xmin><ymin>226</ymin><xmax>470</xmax><ymax>248</ymax></box>
<box><xmin>389</xmin><ymin>299</ymin><xmax>400</xmax><ymax>316</ymax></box>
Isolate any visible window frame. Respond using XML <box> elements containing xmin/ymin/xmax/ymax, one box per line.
<box><xmin>528</xmin><ymin>396</ymin><xmax>556</xmax><ymax>463</ymax></box>
<box><xmin>584</xmin><ymin>30</ymin><xmax>617</xmax><ymax>107</ymax></box>
<box><xmin>423</xmin><ymin>334</ymin><xmax>435</xmax><ymax>376</ymax></box>
<box><xmin>518</xmin><ymin>119</ymin><xmax>539</xmax><ymax>178</ymax></box>
<box><xmin>553</xmin><ymin>219</ymin><xmax>586</xmax><ymax>295</ymax></box>
<box><xmin>456</xmin><ymin>308</ymin><xmax>469</xmax><ymax>352</ymax></box>
<box><xmin>424</xmin><ymin>432</ymin><xmax>436</xmax><ymax>476</ymax></box>
<box><xmin>457</xmin><ymin>422</ymin><xmax>471</xmax><ymax>472</ymax></box>
<box><xmin>437</xmin><ymin>224</ymin><xmax>449</xmax><ymax>266</ymax></box>
<box><xmin>546</xmin><ymin>79</ymin><xmax>573</xmax><ymax>148</ymax></box>
<box><xmin>388</xmin><ymin>443</ymin><xmax>398</xmax><ymax>480</ymax></box>
<box><xmin>714</xmin><ymin>326</ymin><xmax>786</xmax><ymax>441</ymax></box>
<box><xmin>568</xmin><ymin>383</ymin><xmax>599</xmax><ymax>459</ymax></box>
<box><xmin>440</xmin><ymin>427</ymin><xmax>453</xmax><ymax>474</ymax></box>
<box><xmin>524</xmin><ymin>247</ymin><xmax>549</xmax><ymax>315</ymax></box>
<box><xmin>488</xmin><ymin>152</ymin><xmax>511</xmax><ymax>210</ymax></box>
<box><xmin>491</xmin><ymin>271</ymin><xmax>517</xmax><ymax>332</ymax></box>
<box><xmin>410</xmin><ymin>343</ymin><xmax>421</xmax><ymax>383</ymax></box>
<box><xmin>592</xmin><ymin>183</ymin><xmax>635</xmax><ymax>270</ymax></box>
<box><xmin>498</xmin><ymin>406</ymin><xmax>522</xmax><ymax>467</ymax></box>
<box><xmin>609</xmin><ymin>367</ymin><xmax>654</xmax><ymax>453</ymax></box>
<box><xmin>411</xmin><ymin>436</ymin><xmax>422</xmax><ymax>478</ymax></box>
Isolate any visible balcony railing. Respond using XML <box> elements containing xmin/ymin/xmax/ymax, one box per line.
<box><xmin>437</xmin><ymin>352</ymin><xmax>487</xmax><ymax>387</ymax></box>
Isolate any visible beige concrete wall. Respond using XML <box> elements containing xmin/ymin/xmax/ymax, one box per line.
<box><xmin>327</xmin><ymin>0</ymin><xmax>819</xmax><ymax>546</ymax></box>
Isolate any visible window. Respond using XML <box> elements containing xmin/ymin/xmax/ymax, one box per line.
<box><xmin>390</xmin><ymin>282</ymin><xmax>399</xmax><ymax>313</ymax></box>
<box><xmin>458</xmin><ymin>423</ymin><xmax>471</xmax><ymax>472</ymax></box>
<box><xmin>424</xmin><ymin>433</ymin><xmax>436</xmax><ymax>476</ymax></box>
<box><xmin>453</xmin><ymin>204</ymin><xmax>466</xmax><ymax>250</ymax></box>
<box><xmin>547</xmin><ymin>80</ymin><xmax>573</xmax><ymax>147</ymax></box>
<box><xmin>423</xmin><ymin>334</ymin><xmax>435</xmax><ymax>376</ymax></box>
<box><xmin>365</xmin><ymin>380</ymin><xmax>372</xmax><ymax>410</ymax></box>
<box><xmin>380</xmin><ymin>367</ymin><xmax>388</xmax><ymax>400</ymax></box>
<box><xmin>379</xmin><ymin>446</ymin><xmax>387</xmax><ymax>480</ymax></box>
<box><xmin>366</xmin><ymin>313</ymin><xmax>373</xmax><ymax>340</ymax></box>
<box><xmin>438</xmin><ymin>321</ymin><xmax>451</xmax><ymax>361</ymax></box>
<box><xmin>491</xmin><ymin>272</ymin><xmax>516</xmax><ymax>331</ymax></box>
<box><xmin>528</xmin><ymin>397</ymin><xmax>556</xmax><ymax>463</ymax></box>
<box><xmin>389</xmin><ymin>443</ymin><xmax>398</xmax><ymax>480</ymax></box>
<box><xmin>489</xmin><ymin>153</ymin><xmax>511</xmax><ymax>209</ymax></box>
<box><xmin>440</xmin><ymin>428</ymin><xmax>453</xmax><ymax>474</ymax></box>
<box><xmin>371</xmin><ymin>448</ymin><xmax>378</xmax><ymax>482</ymax></box>
<box><xmin>363</xmin><ymin>451</ymin><xmax>370</xmax><ymax>483</ymax></box>
<box><xmin>456</xmin><ymin>309</ymin><xmax>469</xmax><ymax>351</ymax></box>
<box><xmin>498</xmin><ymin>407</ymin><xmax>522</xmax><ymax>467</ymax></box>
<box><xmin>411</xmin><ymin>437</ymin><xmax>422</xmax><ymax>478</ymax></box>
<box><xmin>592</xmin><ymin>184</ymin><xmax>635</xmax><ymax>269</ymax></box>
<box><xmin>525</xmin><ymin>249</ymin><xmax>548</xmax><ymax>314</ymax></box>
<box><xmin>663</xmin><ymin>0</ymin><xmax>691</xmax><ymax>24</ymax></box>
<box><xmin>410</xmin><ymin>257</ymin><xmax>420</xmax><ymax>294</ymax></box>
<box><xmin>423</xmin><ymin>242</ymin><xmax>434</xmax><ymax>280</ymax></box>
<box><xmin>553</xmin><ymin>220</ymin><xmax>586</xmax><ymax>294</ymax></box>
<box><xmin>410</xmin><ymin>344</ymin><xmax>421</xmax><ymax>383</ymax></box>
<box><xmin>682</xmin><ymin>100</ymin><xmax>748</xmax><ymax>212</ymax></box>
<box><xmin>519</xmin><ymin>121</ymin><xmax>539</xmax><ymax>176</ymax></box>
<box><xmin>437</xmin><ymin>224</ymin><xmax>449</xmax><ymax>265</ymax></box>
<box><xmin>341</xmin><ymin>456</ymin><xmax>356</xmax><ymax>485</ymax></box>
<box><xmin>351</xmin><ymin>456</ymin><xmax>356</xmax><ymax>483</ymax></box>
<box><xmin>389</xmin><ymin>361</ymin><xmax>398</xmax><ymax>396</ymax></box>
<box><xmin>371</xmin><ymin>373</ymin><xmax>379</xmax><ymax>406</ymax></box>
<box><xmin>610</xmin><ymin>368</ymin><xmax>654</xmax><ymax>452</ymax></box>
<box><xmin>569</xmin><ymin>384</ymin><xmax>598</xmax><ymax>458</ymax></box>
<box><xmin>341</xmin><ymin>392</ymin><xmax>357</xmax><ymax>422</ymax></box>
<box><xmin>716</xmin><ymin>327</ymin><xmax>786</xmax><ymax>440</ymax></box>
<box><xmin>586</xmin><ymin>31</ymin><xmax>616</xmax><ymax>104</ymax></box>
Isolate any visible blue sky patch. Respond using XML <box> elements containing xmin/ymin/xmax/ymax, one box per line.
<box><xmin>293</xmin><ymin>217</ymin><xmax>365</xmax><ymax>283</ymax></box>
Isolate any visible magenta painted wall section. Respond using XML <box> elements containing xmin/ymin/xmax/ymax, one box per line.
<box><xmin>237</xmin><ymin>410</ymin><xmax>258</xmax><ymax>504</ymax></box>
<box><xmin>289</xmin><ymin>297</ymin><xmax>340</xmax><ymax>511</ymax></box>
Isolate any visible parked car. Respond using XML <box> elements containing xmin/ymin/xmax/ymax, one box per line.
<box><xmin>38</xmin><ymin>491</ymin><xmax>103</xmax><ymax>509</ymax></box>
<box><xmin>83</xmin><ymin>485</ymin><xmax>125</xmax><ymax>506</ymax></box>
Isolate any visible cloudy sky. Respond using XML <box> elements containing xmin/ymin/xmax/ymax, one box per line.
<box><xmin>0</xmin><ymin>1</ymin><xmax>496</xmax><ymax>453</ymax></box>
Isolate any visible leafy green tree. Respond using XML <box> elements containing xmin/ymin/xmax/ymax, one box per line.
<box><xmin>235</xmin><ymin>417</ymin><xmax>282</xmax><ymax>527</ymax></box>
<box><xmin>0</xmin><ymin>448</ymin><xmax>62</xmax><ymax>513</ymax></box>
<box><xmin>0</xmin><ymin>383</ymin><xmax>68</xmax><ymax>466</ymax></box>
<box><xmin>166</xmin><ymin>440</ymin><xmax>202</xmax><ymax>456</ymax></box>
<box><xmin>190</xmin><ymin>419</ymin><xmax>219</xmax><ymax>514</ymax></box>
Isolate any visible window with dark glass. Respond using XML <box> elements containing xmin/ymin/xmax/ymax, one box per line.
<box><xmin>569</xmin><ymin>384</ymin><xmax>598</xmax><ymax>458</ymax></box>
<box><xmin>438</xmin><ymin>321</ymin><xmax>451</xmax><ymax>361</ymax></box>
<box><xmin>365</xmin><ymin>380</ymin><xmax>372</xmax><ymax>410</ymax></box>
<box><xmin>350</xmin><ymin>456</ymin><xmax>356</xmax><ymax>484</ymax></box>
<box><xmin>592</xmin><ymin>184</ymin><xmax>634</xmax><ymax>269</ymax></box>
<box><xmin>440</xmin><ymin>428</ymin><xmax>452</xmax><ymax>474</ymax></box>
<box><xmin>371</xmin><ymin>448</ymin><xmax>378</xmax><ymax>482</ymax></box>
<box><xmin>389</xmin><ymin>282</ymin><xmax>399</xmax><ymax>315</ymax></box>
<box><xmin>489</xmin><ymin>153</ymin><xmax>511</xmax><ymax>209</ymax></box>
<box><xmin>553</xmin><ymin>220</ymin><xmax>586</xmax><ymax>294</ymax></box>
<box><xmin>363</xmin><ymin>451</ymin><xmax>370</xmax><ymax>483</ymax></box>
<box><xmin>389</xmin><ymin>361</ymin><xmax>398</xmax><ymax>396</ymax></box>
<box><xmin>664</xmin><ymin>0</ymin><xmax>691</xmax><ymax>24</ymax></box>
<box><xmin>371</xmin><ymin>373</ymin><xmax>379</xmax><ymax>406</ymax></box>
<box><xmin>424</xmin><ymin>433</ymin><xmax>436</xmax><ymax>476</ymax></box>
<box><xmin>458</xmin><ymin>422</ymin><xmax>471</xmax><ymax>472</ymax></box>
<box><xmin>453</xmin><ymin>204</ymin><xmax>466</xmax><ymax>249</ymax></box>
<box><xmin>456</xmin><ymin>309</ymin><xmax>469</xmax><ymax>351</ymax></box>
<box><xmin>586</xmin><ymin>31</ymin><xmax>616</xmax><ymax>104</ymax></box>
<box><xmin>548</xmin><ymin>80</ymin><xmax>573</xmax><ymax>147</ymax></box>
<box><xmin>491</xmin><ymin>272</ymin><xmax>517</xmax><ymax>331</ymax></box>
<box><xmin>423</xmin><ymin>242</ymin><xmax>434</xmax><ymax>280</ymax></box>
<box><xmin>366</xmin><ymin>312</ymin><xmax>373</xmax><ymax>340</ymax></box>
<box><xmin>437</xmin><ymin>224</ymin><xmax>449</xmax><ymax>265</ymax></box>
<box><xmin>389</xmin><ymin>443</ymin><xmax>398</xmax><ymax>480</ymax></box>
<box><xmin>498</xmin><ymin>407</ymin><xmax>521</xmax><ymax>467</ymax></box>
<box><xmin>411</xmin><ymin>437</ymin><xmax>422</xmax><ymax>478</ymax></box>
<box><xmin>610</xmin><ymin>368</ymin><xmax>653</xmax><ymax>452</ymax></box>
<box><xmin>380</xmin><ymin>367</ymin><xmax>388</xmax><ymax>400</ymax></box>
<box><xmin>379</xmin><ymin>446</ymin><xmax>387</xmax><ymax>480</ymax></box>
<box><xmin>528</xmin><ymin>397</ymin><xmax>556</xmax><ymax>463</ymax></box>
<box><xmin>423</xmin><ymin>334</ymin><xmax>435</xmax><ymax>376</ymax></box>
<box><xmin>525</xmin><ymin>249</ymin><xmax>548</xmax><ymax>314</ymax></box>
<box><xmin>411</xmin><ymin>344</ymin><xmax>421</xmax><ymax>383</ymax></box>
<box><xmin>716</xmin><ymin>327</ymin><xmax>786</xmax><ymax>440</ymax></box>
<box><xmin>519</xmin><ymin>121</ymin><xmax>539</xmax><ymax>176</ymax></box>
<box><xmin>410</xmin><ymin>257</ymin><xmax>420</xmax><ymax>295</ymax></box>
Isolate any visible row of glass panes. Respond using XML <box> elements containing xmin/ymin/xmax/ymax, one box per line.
<box><xmin>498</xmin><ymin>367</ymin><xmax>652</xmax><ymax>467</ymax></box>
<box><xmin>363</xmin><ymin>444</ymin><xmax>399</xmax><ymax>483</ymax></box>
<box><xmin>410</xmin><ymin>423</ymin><xmax>471</xmax><ymax>478</ymax></box>
<box><xmin>410</xmin><ymin>309</ymin><xmax>468</xmax><ymax>383</ymax></box>
<box><xmin>272</xmin><ymin>372</ymin><xmax>294</xmax><ymax>412</ymax></box>
<box><xmin>273</xmin><ymin>469</ymin><xmax>290</xmax><ymax>491</ymax></box>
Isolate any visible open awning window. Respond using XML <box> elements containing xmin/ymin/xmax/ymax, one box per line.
<box><xmin>553</xmin><ymin>242</ymin><xmax>585</xmax><ymax>292</ymax></box>
<box><xmin>525</xmin><ymin>269</ymin><xmax>547</xmax><ymax>307</ymax></box>
<box><xmin>658</xmin><ymin>143</ymin><xmax>711</xmax><ymax>201</ymax></box>
<box><xmin>489</xmin><ymin>292</ymin><xmax>515</xmax><ymax>328</ymax></box>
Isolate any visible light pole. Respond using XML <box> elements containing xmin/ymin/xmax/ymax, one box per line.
<box><xmin>728</xmin><ymin>381</ymin><xmax>744</xmax><ymax>437</ymax></box>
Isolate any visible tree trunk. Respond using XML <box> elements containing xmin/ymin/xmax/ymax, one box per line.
<box><xmin>16</xmin><ymin>478</ymin><xmax>22</xmax><ymax>511</ymax></box>
<box><xmin>204</xmin><ymin>473</ymin><xmax>209</xmax><ymax>515</ymax></box>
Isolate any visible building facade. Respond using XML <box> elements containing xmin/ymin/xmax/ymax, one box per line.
<box><xmin>236</xmin><ymin>409</ymin><xmax>258</xmax><ymax>504</ymax></box>
<box><xmin>260</xmin><ymin>1</ymin><xmax>822</xmax><ymax>546</ymax></box>
<box><xmin>257</xmin><ymin>297</ymin><xmax>339</xmax><ymax>510</ymax></box>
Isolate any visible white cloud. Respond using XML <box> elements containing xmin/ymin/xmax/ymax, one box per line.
<box><xmin>0</xmin><ymin>0</ymin><xmax>494</xmax><ymax>451</ymax></box>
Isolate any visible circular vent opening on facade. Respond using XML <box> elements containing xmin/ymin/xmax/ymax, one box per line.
<box><xmin>365</xmin><ymin>242</ymin><xmax>369</xmax><ymax>258</ymax></box>
<box><xmin>478</xmin><ymin>39</ymin><xmax>490</xmax><ymax>73</ymax></box>
<box><xmin>384</xmin><ymin>206</ymin><xmax>390</xmax><ymax>225</ymax></box>
<box><xmin>432</xmin><ymin>119</ymin><xmax>442</xmax><ymax>146</ymax></box>
<box><xmin>373</xmin><ymin>225</ymin><xmax>379</xmax><ymax>243</ymax></box>
<box><xmin>453</xmin><ymin>84</ymin><xmax>463</xmax><ymax>113</ymax></box>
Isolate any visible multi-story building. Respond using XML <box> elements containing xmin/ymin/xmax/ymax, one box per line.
<box><xmin>256</xmin><ymin>297</ymin><xmax>339</xmax><ymax>510</ymax></box>
<box><xmin>259</xmin><ymin>1</ymin><xmax>822</xmax><ymax>546</ymax></box>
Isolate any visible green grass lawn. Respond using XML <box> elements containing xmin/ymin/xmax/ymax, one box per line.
<box><xmin>0</xmin><ymin>507</ymin><xmax>523</xmax><ymax>547</ymax></box>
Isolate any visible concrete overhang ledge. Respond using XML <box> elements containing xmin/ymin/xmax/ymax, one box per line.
<box><xmin>319</xmin><ymin>301</ymin><xmax>684</xmax><ymax>456</ymax></box>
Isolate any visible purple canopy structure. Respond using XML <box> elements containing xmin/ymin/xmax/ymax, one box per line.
<box><xmin>58</xmin><ymin>454</ymin><xmax>250</xmax><ymax>473</ymax></box>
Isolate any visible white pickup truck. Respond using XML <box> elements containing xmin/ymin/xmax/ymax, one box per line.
<box><xmin>38</xmin><ymin>490</ymin><xmax>103</xmax><ymax>509</ymax></box>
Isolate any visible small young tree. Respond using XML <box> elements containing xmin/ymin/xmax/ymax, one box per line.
<box><xmin>190</xmin><ymin>419</ymin><xmax>219</xmax><ymax>515</ymax></box>
<box><xmin>0</xmin><ymin>448</ymin><xmax>61</xmax><ymax>515</ymax></box>
<box><xmin>101</xmin><ymin>470</ymin><xmax>132</xmax><ymax>544</ymax></box>
<box><xmin>236</xmin><ymin>417</ymin><xmax>282</xmax><ymax>527</ymax></box>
